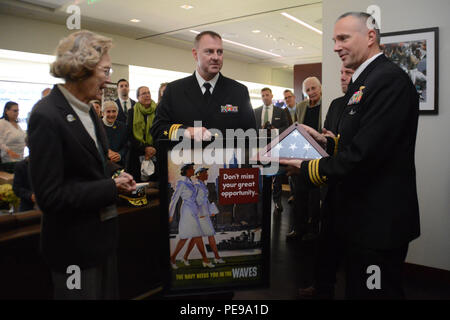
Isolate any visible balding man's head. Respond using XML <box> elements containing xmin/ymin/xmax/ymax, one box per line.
<box><xmin>303</xmin><ymin>77</ymin><xmax>322</xmax><ymax>106</ymax></box>
<box><xmin>333</xmin><ymin>12</ymin><xmax>382</xmax><ymax>69</ymax></box>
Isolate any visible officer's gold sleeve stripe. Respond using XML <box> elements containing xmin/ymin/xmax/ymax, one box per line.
<box><xmin>315</xmin><ymin>160</ymin><xmax>321</xmax><ymax>185</ymax></box>
<box><xmin>316</xmin><ymin>161</ymin><xmax>327</xmax><ymax>185</ymax></box>
<box><xmin>314</xmin><ymin>160</ymin><xmax>324</xmax><ymax>186</ymax></box>
<box><xmin>169</xmin><ymin>124</ymin><xmax>181</xmax><ymax>140</ymax></box>
<box><xmin>308</xmin><ymin>160</ymin><xmax>319</xmax><ymax>186</ymax></box>
<box><xmin>311</xmin><ymin>160</ymin><xmax>318</xmax><ymax>185</ymax></box>
<box><xmin>314</xmin><ymin>160</ymin><xmax>322</xmax><ymax>186</ymax></box>
<box><xmin>333</xmin><ymin>134</ymin><xmax>340</xmax><ymax>156</ymax></box>
<box><xmin>169</xmin><ymin>124</ymin><xmax>177</xmax><ymax>140</ymax></box>
<box><xmin>171</xmin><ymin>124</ymin><xmax>181</xmax><ymax>140</ymax></box>
<box><xmin>173</xmin><ymin>124</ymin><xmax>182</xmax><ymax>140</ymax></box>
<box><xmin>308</xmin><ymin>159</ymin><xmax>327</xmax><ymax>186</ymax></box>
<box><xmin>168</xmin><ymin>125</ymin><xmax>176</xmax><ymax>140</ymax></box>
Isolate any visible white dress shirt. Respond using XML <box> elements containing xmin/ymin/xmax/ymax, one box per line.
<box><xmin>119</xmin><ymin>98</ymin><xmax>132</xmax><ymax>113</ymax></box>
<box><xmin>58</xmin><ymin>84</ymin><xmax>99</xmax><ymax>150</ymax></box>
<box><xmin>261</xmin><ymin>104</ymin><xmax>274</xmax><ymax>127</ymax></box>
<box><xmin>195</xmin><ymin>70</ymin><xmax>220</xmax><ymax>94</ymax></box>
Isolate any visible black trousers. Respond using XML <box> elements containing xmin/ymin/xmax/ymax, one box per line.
<box><xmin>51</xmin><ymin>253</ymin><xmax>119</xmax><ymax>300</ymax></box>
<box><xmin>272</xmin><ymin>175</ymin><xmax>283</xmax><ymax>205</ymax></box>
<box><xmin>313</xmin><ymin>219</ymin><xmax>409</xmax><ymax>300</ymax></box>
<box><xmin>345</xmin><ymin>242</ymin><xmax>408</xmax><ymax>299</ymax></box>
<box><xmin>291</xmin><ymin>176</ymin><xmax>320</xmax><ymax>233</ymax></box>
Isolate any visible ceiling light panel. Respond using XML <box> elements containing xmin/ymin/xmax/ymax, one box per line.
<box><xmin>281</xmin><ymin>12</ymin><xmax>323</xmax><ymax>35</ymax></box>
<box><xmin>180</xmin><ymin>4</ymin><xmax>194</xmax><ymax>10</ymax></box>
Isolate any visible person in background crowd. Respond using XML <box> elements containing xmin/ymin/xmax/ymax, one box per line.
<box><xmin>157</xmin><ymin>82</ymin><xmax>168</xmax><ymax>105</ymax></box>
<box><xmin>102</xmin><ymin>100</ymin><xmax>128</xmax><ymax>167</ymax></box>
<box><xmin>126</xmin><ymin>86</ymin><xmax>157</xmax><ymax>183</ymax></box>
<box><xmin>283</xmin><ymin>89</ymin><xmax>298</xmax><ymax>127</ymax></box>
<box><xmin>115</xmin><ymin>78</ymin><xmax>135</xmax><ymax>123</ymax></box>
<box><xmin>89</xmin><ymin>99</ymin><xmax>102</xmax><ymax>118</ymax></box>
<box><xmin>41</xmin><ymin>88</ymin><xmax>52</xmax><ymax>98</ymax></box>
<box><xmin>13</xmin><ymin>137</ymin><xmax>35</xmax><ymax>212</ymax></box>
<box><xmin>286</xmin><ymin>77</ymin><xmax>324</xmax><ymax>241</ymax></box>
<box><xmin>283</xmin><ymin>89</ymin><xmax>298</xmax><ymax>223</ymax></box>
<box><xmin>254</xmin><ymin>87</ymin><xmax>289</xmax><ymax>216</ymax></box>
<box><xmin>0</xmin><ymin>102</ymin><xmax>26</xmax><ymax>169</ymax></box>
<box><xmin>28</xmin><ymin>30</ymin><xmax>136</xmax><ymax>300</ymax></box>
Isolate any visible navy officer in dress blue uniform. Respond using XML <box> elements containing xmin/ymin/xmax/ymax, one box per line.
<box><xmin>150</xmin><ymin>30</ymin><xmax>256</xmax><ymax>142</ymax></box>
<box><xmin>282</xmin><ymin>12</ymin><xmax>420</xmax><ymax>299</ymax></box>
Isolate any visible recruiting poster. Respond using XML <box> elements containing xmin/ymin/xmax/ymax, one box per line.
<box><xmin>161</xmin><ymin>144</ymin><xmax>270</xmax><ymax>294</ymax></box>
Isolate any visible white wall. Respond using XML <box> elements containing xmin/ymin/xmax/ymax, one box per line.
<box><xmin>323</xmin><ymin>0</ymin><xmax>450</xmax><ymax>271</ymax></box>
<box><xmin>0</xmin><ymin>14</ymin><xmax>292</xmax><ymax>88</ymax></box>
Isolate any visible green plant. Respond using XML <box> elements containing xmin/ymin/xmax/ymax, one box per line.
<box><xmin>0</xmin><ymin>184</ymin><xmax>20</xmax><ymax>208</ymax></box>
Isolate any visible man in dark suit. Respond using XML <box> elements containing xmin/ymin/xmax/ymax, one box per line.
<box><xmin>150</xmin><ymin>30</ymin><xmax>256</xmax><ymax>142</ymax></box>
<box><xmin>254</xmin><ymin>87</ymin><xmax>289</xmax><ymax>131</ymax></box>
<box><xmin>254</xmin><ymin>87</ymin><xmax>289</xmax><ymax>214</ymax></box>
<box><xmin>322</xmin><ymin>66</ymin><xmax>355</xmax><ymax>135</ymax></box>
<box><xmin>283</xmin><ymin>89</ymin><xmax>298</xmax><ymax>126</ymax></box>
<box><xmin>28</xmin><ymin>31</ymin><xmax>136</xmax><ymax>300</ymax></box>
<box><xmin>283</xmin><ymin>89</ymin><xmax>299</xmax><ymax>237</ymax></box>
<box><xmin>282</xmin><ymin>12</ymin><xmax>420</xmax><ymax>299</ymax></box>
<box><xmin>115</xmin><ymin>79</ymin><xmax>136</xmax><ymax>124</ymax></box>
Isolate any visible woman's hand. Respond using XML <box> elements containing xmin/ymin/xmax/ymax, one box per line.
<box><xmin>145</xmin><ymin>146</ymin><xmax>156</xmax><ymax>160</ymax></box>
<box><xmin>108</xmin><ymin>149</ymin><xmax>121</xmax><ymax>162</ymax></box>
<box><xmin>114</xmin><ymin>171</ymin><xmax>136</xmax><ymax>194</ymax></box>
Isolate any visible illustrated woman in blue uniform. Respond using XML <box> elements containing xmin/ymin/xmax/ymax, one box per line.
<box><xmin>184</xmin><ymin>167</ymin><xmax>225</xmax><ymax>264</ymax></box>
<box><xmin>169</xmin><ymin>163</ymin><xmax>214</xmax><ymax>269</ymax></box>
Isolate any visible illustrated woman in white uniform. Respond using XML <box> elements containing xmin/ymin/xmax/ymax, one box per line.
<box><xmin>169</xmin><ymin>163</ymin><xmax>214</xmax><ymax>269</ymax></box>
<box><xmin>184</xmin><ymin>167</ymin><xmax>225</xmax><ymax>264</ymax></box>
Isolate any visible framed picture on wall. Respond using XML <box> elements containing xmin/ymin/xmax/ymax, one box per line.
<box><xmin>381</xmin><ymin>27</ymin><xmax>439</xmax><ymax>114</ymax></box>
<box><xmin>102</xmin><ymin>82</ymin><xmax>118</xmax><ymax>104</ymax></box>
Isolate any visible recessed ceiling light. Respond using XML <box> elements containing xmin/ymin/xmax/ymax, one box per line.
<box><xmin>130</xmin><ymin>19</ymin><xmax>140</xmax><ymax>23</ymax></box>
<box><xmin>281</xmin><ymin>12</ymin><xmax>323</xmax><ymax>35</ymax></box>
<box><xmin>252</xmin><ymin>30</ymin><xmax>261</xmax><ymax>34</ymax></box>
<box><xmin>297</xmin><ymin>46</ymin><xmax>304</xmax><ymax>49</ymax></box>
<box><xmin>190</xmin><ymin>29</ymin><xmax>282</xmax><ymax>58</ymax></box>
<box><xmin>180</xmin><ymin>4</ymin><xmax>194</xmax><ymax>10</ymax></box>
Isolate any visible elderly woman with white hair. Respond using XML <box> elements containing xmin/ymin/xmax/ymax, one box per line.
<box><xmin>102</xmin><ymin>100</ymin><xmax>128</xmax><ymax>167</ymax></box>
<box><xmin>27</xmin><ymin>30</ymin><xmax>136</xmax><ymax>300</ymax></box>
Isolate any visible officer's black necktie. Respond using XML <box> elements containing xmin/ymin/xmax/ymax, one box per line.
<box><xmin>203</xmin><ymin>82</ymin><xmax>212</xmax><ymax>103</ymax></box>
